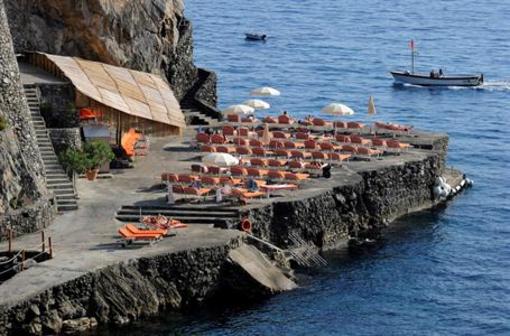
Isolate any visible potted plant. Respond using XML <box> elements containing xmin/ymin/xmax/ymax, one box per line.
<box><xmin>83</xmin><ymin>141</ymin><xmax>114</xmax><ymax>180</ymax></box>
<box><xmin>60</xmin><ymin>141</ymin><xmax>114</xmax><ymax>181</ymax></box>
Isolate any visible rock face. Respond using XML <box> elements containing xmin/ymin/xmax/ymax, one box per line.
<box><xmin>247</xmin><ymin>154</ymin><xmax>443</xmax><ymax>249</ymax></box>
<box><xmin>5</xmin><ymin>0</ymin><xmax>203</xmax><ymax>100</ymax></box>
<box><xmin>0</xmin><ymin>0</ymin><xmax>55</xmax><ymax>239</ymax></box>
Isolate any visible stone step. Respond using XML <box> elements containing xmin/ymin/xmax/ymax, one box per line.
<box><xmin>115</xmin><ymin>214</ymin><xmax>231</xmax><ymax>225</ymax></box>
<box><xmin>55</xmin><ymin>193</ymin><xmax>77</xmax><ymax>200</ymax></box>
<box><xmin>41</xmin><ymin>152</ymin><xmax>57</xmax><ymax>157</ymax></box>
<box><xmin>183</xmin><ymin>109</ymin><xmax>218</xmax><ymax>125</ymax></box>
<box><xmin>116</xmin><ymin>209</ymin><xmax>239</xmax><ymax>218</ymax></box>
<box><xmin>57</xmin><ymin>204</ymin><xmax>78</xmax><ymax>212</ymax></box>
<box><xmin>48</xmin><ymin>180</ymin><xmax>73</xmax><ymax>190</ymax></box>
<box><xmin>46</xmin><ymin>175</ymin><xmax>68</xmax><ymax>181</ymax></box>
<box><xmin>37</xmin><ymin>135</ymin><xmax>52</xmax><ymax>139</ymax></box>
<box><xmin>119</xmin><ymin>204</ymin><xmax>239</xmax><ymax>213</ymax></box>
<box><xmin>56</xmin><ymin>198</ymin><xmax>78</xmax><ymax>205</ymax></box>
<box><xmin>38</xmin><ymin>143</ymin><xmax>54</xmax><ymax>148</ymax></box>
<box><xmin>47</xmin><ymin>178</ymin><xmax>71</xmax><ymax>185</ymax></box>
<box><xmin>44</xmin><ymin>164</ymin><xmax>65</xmax><ymax>171</ymax></box>
<box><xmin>40</xmin><ymin>151</ymin><xmax>57</xmax><ymax>157</ymax></box>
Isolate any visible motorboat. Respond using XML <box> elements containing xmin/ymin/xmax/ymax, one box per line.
<box><xmin>391</xmin><ymin>39</ymin><xmax>483</xmax><ymax>87</ymax></box>
<box><xmin>245</xmin><ymin>33</ymin><xmax>267</xmax><ymax>41</ymax></box>
<box><xmin>391</xmin><ymin>71</ymin><xmax>484</xmax><ymax>87</ymax></box>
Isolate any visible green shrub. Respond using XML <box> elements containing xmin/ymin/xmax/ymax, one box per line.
<box><xmin>59</xmin><ymin>140</ymin><xmax>114</xmax><ymax>173</ymax></box>
<box><xmin>0</xmin><ymin>116</ymin><xmax>7</xmax><ymax>131</ymax></box>
<box><xmin>83</xmin><ymin>140</ymin><xmax>115</xmax><ymax>168</ymax></box>
<box><xmin>59</xmin><ymin>148</ymin><xmax>89</xmax><ymax>174</ymax></box>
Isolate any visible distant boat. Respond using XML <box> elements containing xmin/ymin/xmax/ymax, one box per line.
<box><xmin>245</xmin><ymin>33</ymin><xmax>267</xmax><ymax>41</ymax></box>
<box><xmin>391</xmin><ymin>71</ymin><xmax>484</xmax><ymax>87</ymax></box>
<box><xmin>391</xmin><ymin>40</ymin><xmax>484</xmax><ymax>87</ymax></box>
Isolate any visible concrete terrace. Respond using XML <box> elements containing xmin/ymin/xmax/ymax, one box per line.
<box><xmin>0</xmin><ymin>126</ymin><xmax>453</xmax><ymax>306</ymax></box>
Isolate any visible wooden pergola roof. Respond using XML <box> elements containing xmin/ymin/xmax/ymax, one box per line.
<box><xmin>38</xmin><ymin>52</ymin><xmax>185</xmax><ymax>129</ymax></box>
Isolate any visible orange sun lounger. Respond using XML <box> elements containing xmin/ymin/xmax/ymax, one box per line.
<box><xmin>232</xmin><ymin>188</ymin><xmax>266</xmax><ymax>199</ymax></box>
<box><xmin>285</xmin><ymin>172</ymin><xmax>309</xmax><ymax>181</ymax></box>
<box><xmin>118</xmin><ymin>227</ymin><xmax>162</xmax><ymax>247</ymax></box>
<box><xmin>182</xmin><ymin>187</ymin><xmax>212</xmax><ymax>196</ymax></box>
<box><xmin>125</xmin><ymin>223</ymin><xmax>167</xmax><ymax>236</ymax></box>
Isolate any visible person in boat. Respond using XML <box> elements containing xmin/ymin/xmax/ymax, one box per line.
<box><xmin>439</xmin><ymin>68</ymin><xmax>444</xmax><ymax>77</ymax></box>
<box><xmin>430</xmin><ymin>70</ymin><xmax>436</xmax><ymax>78</ymax></box>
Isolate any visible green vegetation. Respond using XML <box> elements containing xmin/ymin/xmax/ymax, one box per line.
<box><xmin>60</xmin><ymin>140</ymin><xmax>114</xmax><ymax>174</ymax></box>
<box><xmin>0</xmin><ymin>115</ymin><xmax>7</xmax><ymax>131</ymax></box>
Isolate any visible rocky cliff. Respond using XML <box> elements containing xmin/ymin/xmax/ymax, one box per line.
<box><xmin>5</xmin><ymin>0</ymin><xmax>205</xmax><ymax>100</ymax></box>
<box><xmin>0</xmin><ymin>0</ymin><xmax>55</xmax><ymax>240</ymax></box>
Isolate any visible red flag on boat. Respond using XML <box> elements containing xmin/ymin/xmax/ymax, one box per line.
<box><xmin>409</xmin><ymin>39</ymin><xmax>415</xmax><ymax>49</ymax></box>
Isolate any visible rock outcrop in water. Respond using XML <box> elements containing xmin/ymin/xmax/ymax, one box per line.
<box><xmin>0</xmin><ymin>0</ymin><xmax>55</xmax><ymax>240</ymax></box>
<box><xmin>5</xmin><ymin>0</ymin><xmax>205</xmax><ymax>100</ymax></box>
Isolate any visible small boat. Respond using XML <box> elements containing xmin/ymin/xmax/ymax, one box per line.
<box><xmin>245</xmin><ymin>33</ymin><xmax>267</xmax><ymax>41</ymax></box>
<box><xmin>391</xmin><ymin>40</ymin><xmax>483</xmax><ymax>87</ymax></box>
<box><xmin>391</xmin><ymin>71</ymin><xmax>484</xmax><ymax>87</ymax></box>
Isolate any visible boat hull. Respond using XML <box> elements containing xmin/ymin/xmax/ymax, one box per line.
<box><xmin>391</xmin><ymin>71</ymin><xmax>483</xmax><ymax>87</ymax></box>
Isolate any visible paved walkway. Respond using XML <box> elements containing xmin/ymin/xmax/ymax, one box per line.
<box><xmin>0</xmin><ymin>127</ymin><xmax>448</xmax><ymax>306</ymax></box>
<box><xmin>0</xmin><ymin>130</ymin><xmax>242</xmax><ymax>306</ymax></box>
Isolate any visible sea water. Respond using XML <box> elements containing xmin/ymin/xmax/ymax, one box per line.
<box><xmin>105</xmin><ymin>0</ymin><xmax>510</xmax><ymax>334</ymax></box>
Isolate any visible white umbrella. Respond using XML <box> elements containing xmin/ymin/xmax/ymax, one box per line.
<box><xmin>250</xmin><ymin>86</ymin><xmax>281</xmax><ymax>96</ymax></box>
<box><xmin>243</xmin><ymin>99</ymin><xmax>271</xmax><ymax>110</ymax></box>
<box><xmin>202</xmin><ymin>153</ymin><xmax>239</xmax><ymax>167</ymax></box>
<box><xmin>368</xmin><ymin>96</ymin><xmax>376</xmax><ymax>115</ymax></box>
<box><xmin>321</xmin><ymin>103</ymin><xmax>355</xmax><ymax>116</ymax></box>
<box><xmin>222</xmin><ymin>104</ymin><xmax>254</xmax><ymax>115</ymax></box>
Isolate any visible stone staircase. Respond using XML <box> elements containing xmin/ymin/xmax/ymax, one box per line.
<box><xmin>180</xmin><ymin>68</ymin><xmax>222</xmax><ymax>126</ymax></box>
<box><xmin>181</xmin><ymin>107</ymin><xmax>218</xmax><ymax>125</ymax></box>
<box><xmin>23</xmin><ymin>85</ymin><xmax>78</xmax><ymax>212</ymax></box>
<box><xmin>115</xmin><ymin>204</ymin><xmax>240</xmax><ymax>227</ymax></box>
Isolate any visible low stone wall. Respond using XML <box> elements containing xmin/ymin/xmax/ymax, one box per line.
<box><xmin>246</xmin><ymin>154</ymin><xmax>441</xmax><ymax>249</ymax></box>
<box><xmin>0</xmin><ymin>199</ymin><xmax>55</xmax><ymax>241</ymax></box>
<box><xmin>37</xmin><ymin>84</ymin><xmax>78</xmax><ymax>128</ymax></box>
<box><xmin>47</xmin><ymin>128</ymin><xmax>82</xmax><ymax>157</ymax></box>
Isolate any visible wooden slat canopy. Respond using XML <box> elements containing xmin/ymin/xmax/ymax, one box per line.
<box><xmin>34</xmin><ymin>52</ymin><xmax>185</xmax><ymax>130</ymax></box>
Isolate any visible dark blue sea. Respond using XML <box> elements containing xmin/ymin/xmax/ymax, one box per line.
<box><xmin>110</xmin><ymin>1</ymin><xmax>510</xmax><ymax>335</ymax></box>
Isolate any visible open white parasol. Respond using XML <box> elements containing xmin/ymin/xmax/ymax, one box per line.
<box><xmin>321</xmin><ymin>103</ymin><xmax>355</xmax><ymax>115</ymax></box>
<box><xmin>242</xmin><ymin>99</ymin><xmax>271</xmax><ymax>110</ymax></box>
<box><xmin>222</xmin><ymin>104</ymin><xmax>255</xmax><ymax>115</ymax></box>
<box><xmin>202</xmin><ymin>153</ymin><xmax>239</xmax><ymax>167</ymax></box>
<box><xmin>250</xmin><ymin>86</ymin><xmax>281</xmax><ymax>97</ymax></box>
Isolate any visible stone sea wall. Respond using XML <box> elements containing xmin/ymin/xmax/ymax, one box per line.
<box><xmin>0</xmin><ymin>237</ymin><xmax>297</xmax><ymax>336</ymax></box>
<box><xmin>0</xmin><ymin>239</ymin><xmax>238</xmax><ymax>335</ymax></box>
<box><xmin>0</xmin><ymin>0</ymin><xmax>55</xmax><ymax>240</ymax></box>
<box><xmin>246</xmin><ymin>154</ymin><xmax>442</xmax><ymax>249</ymax></box>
